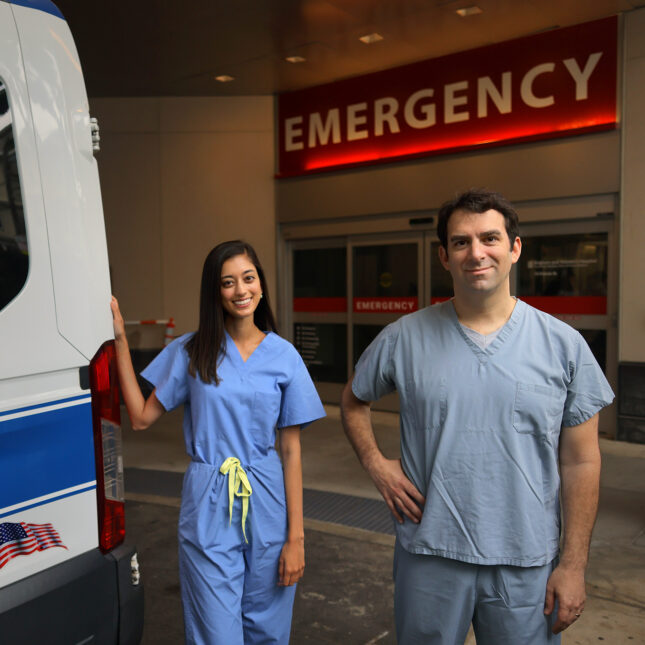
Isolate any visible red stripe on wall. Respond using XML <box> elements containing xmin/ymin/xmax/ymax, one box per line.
<box><xmin>293</xmin><ymin>297</ymin><xmax>347</xmax><ymax>312</ymax></box>
<box><xmin>520</xmin><ymin>296</ymin><xmax>607</xmax><ymax>315</ymax></box>
<box><xmin>294</xmin><ymin>296</ymin><xmax>606</xmax><ymax>315</ymax></box>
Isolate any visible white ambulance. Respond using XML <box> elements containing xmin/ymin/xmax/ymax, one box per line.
<box><xmin>0</xmin><ymin>1</ymin><xmax>143</xmax><ymax>642</ymax></box>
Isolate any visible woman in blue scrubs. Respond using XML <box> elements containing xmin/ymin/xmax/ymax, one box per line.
<box><xmin>111</xmin><ymin>240</ymin><xmax>325</xmax><ymax>644</ymax></box>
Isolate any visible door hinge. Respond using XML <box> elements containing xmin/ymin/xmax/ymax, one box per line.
<box><xmin>89</xmin><ymin>116</ymin><xmax>100</xmax><ymax>152</ymax></box>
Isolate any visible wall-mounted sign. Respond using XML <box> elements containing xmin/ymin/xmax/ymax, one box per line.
<box><xmin>293</xmin><ymin>323</ymin><xmax>347</xmax><ymax>383</ymax></box>
<box><xmin>277</xmin><ymin>17</ymin><xmax>617</xmax><ymax>177</ymax></box>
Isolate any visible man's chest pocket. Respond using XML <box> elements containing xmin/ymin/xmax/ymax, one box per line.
<box><xmin>513</xmin><ymin>383</ymin><xmax>565</xmax><ymax>436</ymax></box>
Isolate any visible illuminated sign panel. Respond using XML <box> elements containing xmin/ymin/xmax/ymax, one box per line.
<box><xmin>353</xmin><ymin>297</ymin><xmax>418</xmax><ymax>313</ymax></box>
<box><xmin>277</xmin><ymin>17</ymin><xmax>617</xmax><ymax>177</ymax></box>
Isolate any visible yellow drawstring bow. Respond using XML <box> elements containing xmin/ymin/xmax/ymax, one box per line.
<box><xmin>219</xmin><ymin>457</ymin><xmax>252</xmax><ymax>543</ymax></box>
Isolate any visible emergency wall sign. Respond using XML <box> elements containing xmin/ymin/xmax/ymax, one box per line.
<box><xmin>277</xmin><ymin>17</ymin><xmax>617</xmax><ymax>177</ymax></box>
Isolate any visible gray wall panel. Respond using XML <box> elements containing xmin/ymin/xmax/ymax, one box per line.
<box><xmin>276</xmin><ymin>131</ymin><xmax>620</xmax><ymax>223</ymax></box>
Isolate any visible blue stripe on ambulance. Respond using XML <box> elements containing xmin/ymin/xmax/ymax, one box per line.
<box><xmin>0</xmin><ymin>398</ymin><xmax>96</xmax><ymax>514</ymax></box>
<box><xmin>9</xmin><ymin>1</ymin><xmax>64</xmax><ymax>20</ymax></box>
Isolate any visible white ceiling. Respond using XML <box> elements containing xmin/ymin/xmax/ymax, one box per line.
<box><xmin>55</xmin><ymin>0</ymin><xmax>645</xmax><ymax>97</ymax></box>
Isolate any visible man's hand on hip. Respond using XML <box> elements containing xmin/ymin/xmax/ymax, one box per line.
<box><xmin>340</xmin><ymin>382</ymin><xmax>425</xmax><ymax>524</ymax></box>
<box><xmin>367</xmin><ymin>456</ymin><xmax>425</xmax><ymax>524</ymax></box>
<box><xmin>544</xmin><ymin>563</ymin><xmax>586</xmax><ymax>634</ymax></box>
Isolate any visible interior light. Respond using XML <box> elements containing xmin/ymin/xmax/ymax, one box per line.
<box><xmin>359</xmin><ymin>33</ymin><xmax>384</xmax><ymax>44</ymax></box>
<box><xmin>214</xmin><ymin>75</ymin><xmax>234</xmax><ymax>82</ymax></box>
<box><xmin>456</xmin><ymin>6</ymin><xmax>483</xmax><ymax>17</ymax></box>
<box><xmin>285</xmin><ymin>56</ymin><xmax>306</xmax><ymax>64</ymax></box>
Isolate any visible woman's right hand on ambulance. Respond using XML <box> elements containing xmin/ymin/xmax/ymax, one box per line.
<box><xmin>109</xmin><ymin>294</ymin><xmax>165</xmax><ymax>430</ymax></box>
<box><xmin>110</xmin><ymin>296</ymin><xmax>127</xmax><ymax>342</ymax></box>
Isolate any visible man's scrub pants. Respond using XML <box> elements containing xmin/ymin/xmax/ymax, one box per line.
<box><xmin>394</xmin><ymin>540</ymin><xmax>561</xmax><ymax>645</ymax></box>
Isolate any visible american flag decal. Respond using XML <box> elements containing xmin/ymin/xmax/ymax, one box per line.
<box><xmin>0</xmin><ymin>522</ymin><xmax>67</xmax><ymax>570</ymax></box>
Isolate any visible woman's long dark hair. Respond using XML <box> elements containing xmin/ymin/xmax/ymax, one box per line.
<box><xmin>185</xmin><ymin>240</ymin><xmax>277</xmax><ymax>384</ymax></box>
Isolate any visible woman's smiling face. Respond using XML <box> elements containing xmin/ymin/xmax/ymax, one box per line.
<box><xmin>220</xmin><ymin>253</ymin><xmax>262</xmax><ymax>320</ymax></box>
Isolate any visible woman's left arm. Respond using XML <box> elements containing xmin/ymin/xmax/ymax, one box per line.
<box><xmin>278</xmin><ymin>425</ymin><xmax>305</xmax><ymax>586</ymax></box>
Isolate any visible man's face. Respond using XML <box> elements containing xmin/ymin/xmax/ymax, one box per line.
<box><xmin>438</xmin><ymin>208</ymin><xmax>521</xmax><ymax>298</ymax></box>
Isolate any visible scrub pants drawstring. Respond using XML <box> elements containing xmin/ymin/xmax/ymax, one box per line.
<box><xmin>219</xmin><ymin>457</ymin><xmax>252</xmax><ymax>543</ymax></box>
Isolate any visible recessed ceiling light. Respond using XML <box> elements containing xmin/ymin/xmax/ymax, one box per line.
<box><xmin>359</xmin><ymin>32</ymin><xmax>384</xmax><ymax>44</ymax></box>
<box><xmin>456</xmin><ymin>6</ymin><xmax>483</xmax><ymax>17</ymax></box>
<box><xmin>214</xmin><ymin>75</ymin><xmax>234</xmax><ymax>83</ymax></box>
<box><xmin>285</xmin><ymin>56</ymin><xmax>306</xmax><ymax>64</ymax></box>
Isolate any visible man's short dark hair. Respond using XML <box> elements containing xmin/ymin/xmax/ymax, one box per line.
<box><xmin>437</xmin><ymin>189</ymin><xmax>520</xmax><ymax>251</ymax></box>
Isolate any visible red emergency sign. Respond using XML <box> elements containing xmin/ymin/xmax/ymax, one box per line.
<box><xmin>353</xmin><ymin>297</ymin><xmax>418</xmax><ymax>313</ymax></box>
<box><xmin>278</xmin><ymin>17</ymin><xmax>617</xmax><ymax>177</ymax></box>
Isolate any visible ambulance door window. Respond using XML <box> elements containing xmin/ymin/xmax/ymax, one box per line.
<box><xmin>0</xmin><ymin>80</ymin><xmax>28</xmax><ymax>312</ymax></box>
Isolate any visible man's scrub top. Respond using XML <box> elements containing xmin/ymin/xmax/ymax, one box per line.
<box><xmin>141</xmin><ymin>331</ymin><xmax>326</xmax><ymax>471</ymax></box>
<box><xmin>352</xmin><ymin>299</ymin><xmax>614</xmax><ymax>567</ymax></box>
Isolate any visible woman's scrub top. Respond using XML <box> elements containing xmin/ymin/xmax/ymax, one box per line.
<box><xmin>141</xmin><ymin>331</ymin><xmax>325</xmax><ymax>540</ymax></box>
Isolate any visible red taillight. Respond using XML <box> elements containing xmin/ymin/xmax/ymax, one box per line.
<box><xmin>89</xmin><ymin>340</ymin><xmax>125</xmax><ymax>553</ymax></box>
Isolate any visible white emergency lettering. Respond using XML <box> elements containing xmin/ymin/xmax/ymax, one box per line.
<box><xmin>308</xmin><ymin>109</ymin><xmax>341</xmax><ymax>148</ymax></box>
<box><xmin>563</xmin><ymin>52</ymin><xmax>603</xmax><ymax>100</ymax></box>
<box><xmin>477</xmin><ymin>72</ymin><xmax>512</xmax><ymax>118</ymax></box>
<box><xmin>283</xmin><ymin>53</ymin><xmax>604</xmax><ymax>151</ymax></box>
<box><xmin>374</xmin><ymin>97</ymin><xmax>400</xmax><ymax>136</ymax></box>
<box><xmin>521</xmin><ymin>62</ymin><xmax>555</xmax><ymax>108</ymax></box>
<box><xmin>355</xmin><ymin>300</ymin><xmax>416</xmax><ymax>312</ymax></box>
<box><xmin>347</xmin><ymin>102</ymin><xmax>369</xmax><ymax>141</ymax></box>
<box><xmin>285</xmin><ymin>116</ymin><xmax>304</xmax><ymax>151</ymax></box>
<box><xmin>444</xmin><ymin>81</ymin><xmax>469</xmax><ymax>123</ymax></box>
<box><xmin>404</xmin><ymin>89</ymin><xmax>435</xmax><ymax>129</ymax></box>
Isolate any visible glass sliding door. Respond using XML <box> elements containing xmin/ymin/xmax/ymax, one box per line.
<box><xmin>515</xmin><ymin>219</ymin><xmax>616</xmax><ymax>436</ymax></box>
<box><xmin>349</xmin><ymin>235</ymin><xmax>424</xmax><ymax>411</ymax></box>
<box><xmin>352</xmin><ymin>240</ymin><xmax>420</xmax><ymax>364</ymax></box>
<box><xmin>516</xmin><ymin>227</ymin><xmax>612</xmax><ymax>371</ymax></box>
<box><xmin>289</xmin><ymin>234</ymin><xmax>426</xmax><ymax>410</ymax></box>
<box><xmin>291</xmin><ymin>242</ymin><xmax>348</xmax><ymax>403</ymax></box>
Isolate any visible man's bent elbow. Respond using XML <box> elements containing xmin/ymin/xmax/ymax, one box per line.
<box><xmin>341</xmin><ymin>380</ymin><xmax>361</xmax><ymax>413</ymax></box>
<box><xmin>340</xmin><ymin>380</ymin><xmax>371</xmax><ymax>416</ymax></box>
<box><xmin>340</xmin><ymin>380</ymin><xmax>353</xmax><ymax>409</ymax></box>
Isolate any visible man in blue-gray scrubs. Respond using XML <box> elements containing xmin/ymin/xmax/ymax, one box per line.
<box><xmin>341</xmin><ymin>189</ymin><xmax>614</xmax><ymax>644</ymax></box>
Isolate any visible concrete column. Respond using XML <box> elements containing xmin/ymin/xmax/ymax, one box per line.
<box><xmin>618</xmin><ymin>8</ymin><xmax>645</xmax><ymax>442</ymax></box>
